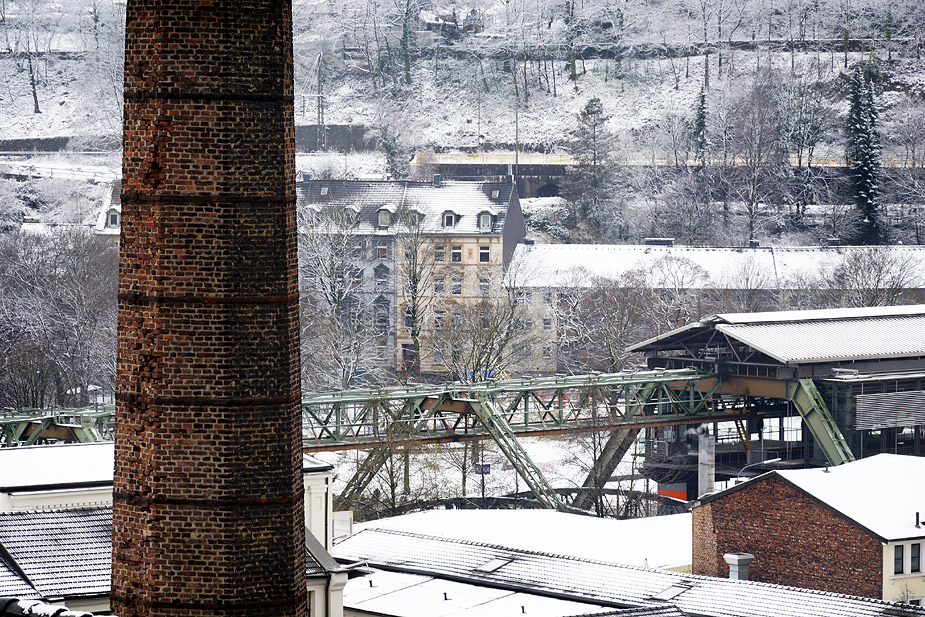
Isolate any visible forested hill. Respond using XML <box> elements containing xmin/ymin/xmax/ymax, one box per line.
<box><xmin>2</xmin><ymin>0</ymin><xmax>925</xmax><ymax>245</ymax></box>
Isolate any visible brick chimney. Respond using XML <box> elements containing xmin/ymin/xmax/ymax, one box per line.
<box><xmin>112</xmin><ymin>2</ymin><xmax>307</xmax><ymax>616</ymax></box>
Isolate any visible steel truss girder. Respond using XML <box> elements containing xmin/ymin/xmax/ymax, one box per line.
<box><xmin>786</xmin><ymin>378</ymin><xmax>855</xmax><ymax>465</ymax></box>
<box><xmin>0</xmin><ymin>408</ymin><xmax>112</xmax><ymax>447</ymax></box>
<box><xmin>301</xmin><ymin>369</ymin><xmax>717</xmax><ymax>451</ymax></box>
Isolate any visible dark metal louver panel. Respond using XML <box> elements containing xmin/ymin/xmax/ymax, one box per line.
<box><xmin>855</xmin><ymin>390</ymin><xmax>925</xmax><ymax>429</ymax></box>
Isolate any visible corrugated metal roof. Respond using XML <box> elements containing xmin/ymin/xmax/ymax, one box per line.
<box><xmin>715</xmin><ymin>314</ymin><xmax>925</xmax><ymax>363</ymax></box>
<box><xmin>297</xmin><ymin>180</ymin><xmax>514</xmax><ymax>237</ymax></box>
<box><xmin>333</xmin><ymin>528</ymin><xmax>925</xmax><ymax>617</ymax></box>
<box><xmin>509</xmin><ymin>244</ymin><xmax>925</xmax><ymax>291</ymax></box>
<box><xmin>0</xmin><ymin>508</ymin><xmax>111</xmax><ymax>599</ymax></box>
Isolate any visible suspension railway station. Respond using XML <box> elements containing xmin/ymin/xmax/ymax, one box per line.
<box><xmin>3</xmin><ymin>305</ymin><xmax>925</xmax><ymax>508</ymax></box>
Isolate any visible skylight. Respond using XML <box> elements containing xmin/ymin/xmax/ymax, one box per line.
<box><xmin>474</xmin><ymin>558</ymin><xmax>513</xmax><ymax>573</ymax></box>
<box><xmin>650</xmin><ymin>581</ymin><xmax>694</xmax><ymax>601</ymax></box>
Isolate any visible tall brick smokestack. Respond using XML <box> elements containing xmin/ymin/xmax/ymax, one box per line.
<box><xmin>113</xmin><ymin>3</ymin><xmax>307</xmax><ymax>616</ymax></box>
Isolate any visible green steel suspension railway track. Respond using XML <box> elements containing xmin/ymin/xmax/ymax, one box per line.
<box><xmin>1</xmin><ymin>368</ymin><xmax>851</xmax><ymax>511</ymax></box>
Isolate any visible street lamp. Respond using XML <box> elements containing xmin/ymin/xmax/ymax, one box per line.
<box><xmin>735</xmin><ymin>457</ymin><xmax>782</xmax><ymax>484</ymax></box>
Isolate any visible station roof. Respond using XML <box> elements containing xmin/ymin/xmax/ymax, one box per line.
<box><xmin>695</xmin><ymin>454</ymin><xmax>925</xmax><ymax>542</ymax></box>
<box><xmin>333</xmin><ymin>527</ymin><xmax>924</xmax><ymax>617</ymax></box>
<box><xmin>630</xmin><ymin>305</ymin><xmax>925</xmax><ymax>365</ymax></box>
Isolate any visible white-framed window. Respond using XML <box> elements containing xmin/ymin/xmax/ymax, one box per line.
<box><xmin>107</xmin><ymin>209</ymin><xmax>120</xmax><ymax>227</ymax></box>
<box><xmin>451</xmin><ymin>275</ymin><xmax>462</xmax><ymax>295</ymax></box>
<box><xmin>434</xmin><ymin>245</ymin><xmax>445</xmax><ymax>262</ymax></box>
<box><xmin>443</xmin><ymin>212</ymin><xmax>456</xmax><ymax>228</ymax></box>
<box><xmin>451</xmin><ymin>245</ymin><xmax>462</xmax><ymax>262</ymax></box>
<box><xmin>479</xmin><ymin>277</ymin><xmax>490</xmax><ymax>295</ymax></box>
<box><xmin>434</xmin><ymin>310</ymin><xmax>445</xmax><ymax>329</ymax></box>
<box><xmin>378</xmin><ymin>209</ymin><xmax>391</xmax><ymax>227</ymax></box>
<box><xmin>320</xmin><ymin>186</ymin><xmax>329</xmax><ymax>196</ymax></box>
<box><xmin>479</xmin><ymin>245</ymin><xmax>490</xmax><ymax>263</ymax></box>
<box><xmin>479</xmin><ymin>212</ymin><xmax>492</xmax><ymax>229</ymax></box>
<box><xmin>913</xmin><ymin>543</ymin><xmax>922</xmax><ymax>574</ymax></box>
<box><xmin>543</xmin><ymin>317</ymin><xmax>553</xmax><ymax>330</ymax></box>
<box><xmin>434</xmin><ymin>276</ymin><xmax>445</xmax><ymax>294</ymax></box>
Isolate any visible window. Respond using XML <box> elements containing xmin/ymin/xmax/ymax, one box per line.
<box><xmin>108</xmin><ymin>209</ymin><xmax>120</xmax><ymax>227</ymax></box>
<box><xmin>479</xmin><ymin>212</ymin><xmax>492</xmax><ymax>229</ymax></box>
<box><xmin>491</xmin><ymin>189</ymin><xmax>500</xmax><ymax>199</ymax></box>
<box><xmin>320</xmin><ymin>186</ymin><xmax>329</xmax><ymax>196</ymax></box>
<box><xmin>434</xmin><ymin>310</ymin><xmax>445</xmax><ymax>329</ymax></box>
<box><xmin>543</xmin><ymin>291</ymin><xmax>553</xmax><ymax>306</ymax></box>
<box><xmin>479</xmin><ymin>245</ymin><xmax>490</xmax><ymax>263</ymax></box>
<box><xmin>479</xmin><ymin>277</ymin><xmax>490</xmax><ymax>295</ymax></box>
<box><xmin>378</xmin><ymin>209</ymin><xmax>391</xmax><ymax>227</ymax></box>
<box><xmin>404</xmin><ymin>309</ymin><xmax>413</xmax><ymax>329</ymax></box>
<box><xmin>434</xmin><ymin>276</ymin><xmax>445</xmax><ymax>294</ymax></box>
<box><xmin>479</xmin><ymin>314</ymin><xmax>490</xmax><ymax>329</ymax></box>
<box><xmin>515</xmin><ymin>291</ymin><xmax>531</xmax><ymax>305</ymax></box>
<box><xmin>374</xmin><ymin>304</ymin><xmax>389</xmax><ymax>334</ymax></box>
<box><xmin>451</xmin><ymin>275</ymin><xmax>462</xmax><ymax>295</ymax></box>
<box><xmin>375</xmin><ymin>267</ymin><xmax>389</xmax><ymax>292</ymax></box>
<box><xmin>543</xmin><ymin>318</ymin><xmax>553</xmax><ymax>331</ymax></box>
<box><xmin>377</xmin><ymin>241</ymin><xmax>388</xmax><ymax>259</ymax></box>
<box><xmin>451</xmin><ymin>245</ymin><xmax>462</xmax><ymax>262</ymax></box>
<box><xmin>407</xmin><ymin>210</ymin><xmax>421</xmax><ymax>226</ymax></box>
<box><xmin>913</xmin><ymin>543</ymin><xmax>921</xmax><ymax>573</ymax></box>
<box><xmin>543</xmin><ymin>343</ymin><xmax>553</xmax><ymax>358</ymax></box>
<box><xmin>443</xmin><ymin>212</ymin><xmax>455</xmax><ymax>228</ymax></box>
<box><xmin>896</xmin><ymin>545</ymin><xmax>905</xmax><ymax>575</ymax></box>
<box><xmin>434</xmin><ymin>246</ymin><xmax>445</xmax><ymax>262</ymax></box>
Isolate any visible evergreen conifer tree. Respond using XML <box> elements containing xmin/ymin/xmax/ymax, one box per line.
<box><xmin>845</xmin><ymin>66</ymin><xmax>885</xmax><ymax>244</ymax></box>
<box><xmin>692</xmin><ymin>86</ymin><xmax>708</xmax><ymax>167</ymax></box>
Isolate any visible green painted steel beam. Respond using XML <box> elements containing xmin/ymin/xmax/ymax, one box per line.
<box><xmin>786</xmin><ymin>379</ymin><xmax>856</xmax><ymax>465</ymax></box>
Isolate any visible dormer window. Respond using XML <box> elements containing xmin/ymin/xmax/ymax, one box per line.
<box><xmin>407</xmin><ymin>209</ymin><xmax>422</xmax><ymax>227</ymax></box>
<box><xmin>479</xmin><ymin>212</ymin><xmax>492</xmax><ymax>229</ymax></box>
<box><xmin>443</xmin><ymin>211</ymin><xmax>456</xmax><ymax>228</ymax></box>
<box><xmin>378</xmin><ymin>209</ymin><xmax>391</xmax><ymax>227</ymax></box>
<box><xmin>107</xmin><ymin>208</ymin><xmax>120</xmax><ymax>228</ymax></box>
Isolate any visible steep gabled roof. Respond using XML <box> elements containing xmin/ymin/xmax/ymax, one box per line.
<box><xmin>0</xmin><ymin>508</ymin><xmax>111</xmax><ymax>599</ymax></box>
<box><xmin>297</xmin><ymin>180</ymin><xmax>514</xmax><ymax>236</ymax></box>
<box><xmin>694</xmin><ymin>454</ymin><xmax>925</xmax><ymax>542</ymax></box>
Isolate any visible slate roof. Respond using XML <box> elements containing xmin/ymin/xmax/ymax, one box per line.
<box><xmin>296</xmin><ymin>180</ymin><xmax>515</xmax><ymax>236</ymax></box>
<box><xmin>333</xmin><ymin>528</ymin><xmax>925</xmax><ymax>617</ymax></box>
<box><xmin>509</xmin><ymin>244</ymin><xmax>925</xmax><ymax>290</ymax></box>
<box><xmin>0</xmin><ymin>506</ymin><xmax>341</xmax><ymax>596</ymax></box>
<box><xmin>0</xmin><ymin>509</ymin><xmax>111</xmax><ymax>599</ymax></box>
<box><xmin>630</xmin><ymin>305</ymin><xmax>925</xmax><ymax>365</ymax></box>
<box><xmin>694</xmin><ymin>454</ymin><xmax>925</xmax><ymax>542</ymax></box>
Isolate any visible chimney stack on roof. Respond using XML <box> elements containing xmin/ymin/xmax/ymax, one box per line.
<box><xmin>724</xmin><ymin>553</ymin><xmax>755</xmax><ymax>580</ymax></box>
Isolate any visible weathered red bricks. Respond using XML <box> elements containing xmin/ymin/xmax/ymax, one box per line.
<box><xmin>113</xmin><ymin>2</ymin><xmax>307</xmax><ymax>616</ymax></box>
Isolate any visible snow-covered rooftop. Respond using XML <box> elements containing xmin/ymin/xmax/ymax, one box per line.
<box><xmin>509</xmin><ymin>244</ymin><xmax>925</xmax><ymax>290</ymax></box>
<box><xmin>0</xmin><ymin>442</ymin><xmax>114</xmax><ymax>492</ymax></box>
<box><xmin>356</xmin><ymin>509</ymin><xmax>691</xmax><ymax>570</ymax></box>
<box><xmin>333</xmin><ymin>527</ymin><xmax>924</xmax><ymax>617</ymax></box>
<box><xmin>769</xmin><ymin>454</ymin><xmax>925</xmax><ymax>541</ymax></box>
<box><xmin>297</xmin><ymin>179</ymin><xmax>516</xmax><ymax>236</ymax></box>
<box><xmin>342</xmin><ymin>568</ymin><xmax>612</xmax><ymax>617</ymax></box>
<box><xmin>631</xmin><ymin>305</ymin><xmax>925</xmax><ymax>364</ymax></box>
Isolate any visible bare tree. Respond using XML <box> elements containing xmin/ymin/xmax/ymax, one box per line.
<box><xmin>298</xmin><ymin>203</ymin><xmax>381</xmax><ymax>389</ymax></box>
<box><xmin>826</xmin><ymin>248</ymin><xmax>921</xmax><ymax>307</ymax></box>
<box><xmin>394</xmin><ymin>204</ymin><xmax>437</xmax><ymax>378</ymax></box>
<box><xmin>647</xmin><ymin>255</ymin><xmax>709</xmax><ymax>333</ymax></box>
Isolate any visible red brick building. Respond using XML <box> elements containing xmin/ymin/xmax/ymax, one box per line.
<box><xmin>692</xmin><ymin>454</ymin><xmax>925</xmax><ymax>604</ymax></box>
